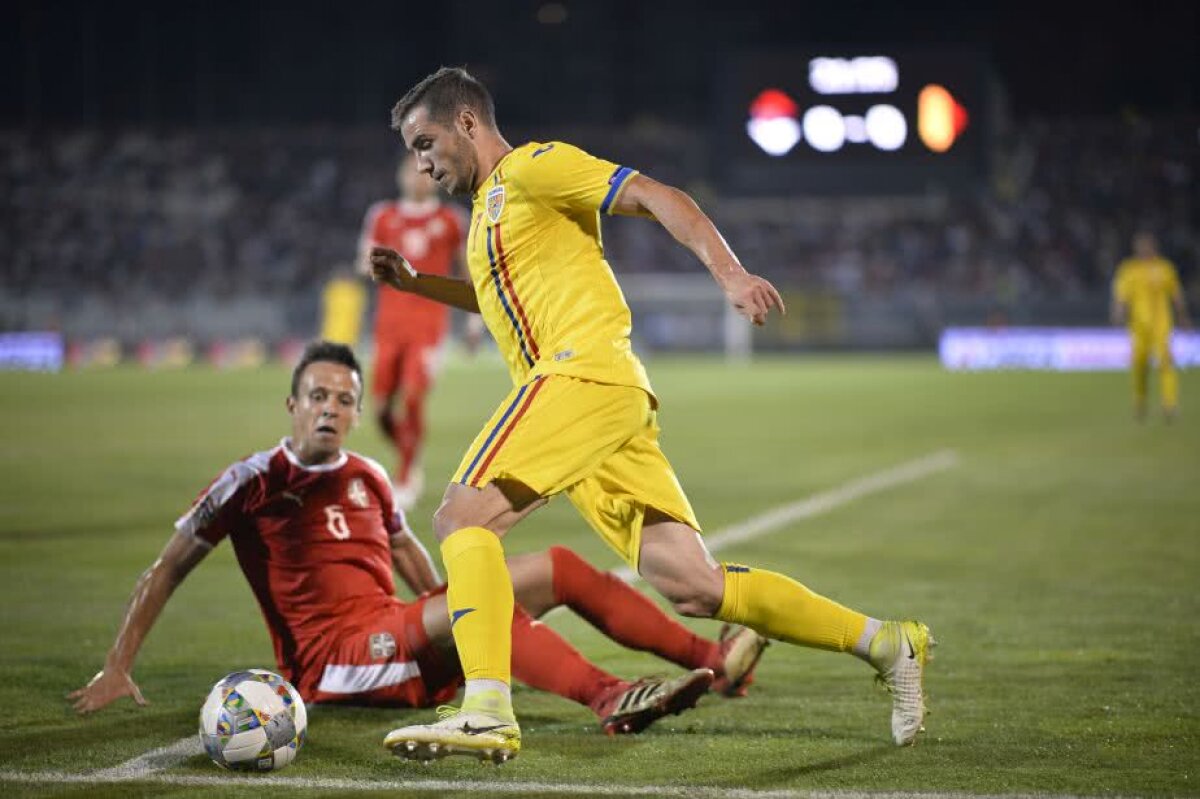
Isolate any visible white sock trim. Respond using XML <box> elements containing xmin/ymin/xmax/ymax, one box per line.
<box><xmin>853</xmin><ymin>618</ymin><xmax>883</xmax><ymax>661</ymax></box>
<box><xmin>464</xmin><ymin>678</ymin><xmax>511</xmax><ymax>703</ymax></box>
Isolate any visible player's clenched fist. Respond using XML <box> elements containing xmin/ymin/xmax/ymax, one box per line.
<box><xmin>369</xmin><ymin>246</ymin><xmax>418</xmax><ymax>292</ymax></box>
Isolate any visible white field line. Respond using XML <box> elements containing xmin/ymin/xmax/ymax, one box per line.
<box><xmin>610</xmin><ymin>448</ymin><xmax>961</xmax><ymax>582</ymax></box>
<box><xmin>0</xmin><ymin>770</ymin><xmax>1112</xmax><ymax>799</ymax></box>
<box><xmin>70</xmin><ymin>449</ymin><xmax>960</xmax><ymax>784</ymax></box>
<box><xmin>91</xmin><ymin>735</ymin><xmax>203</xmax><ymax>779</ymax></box>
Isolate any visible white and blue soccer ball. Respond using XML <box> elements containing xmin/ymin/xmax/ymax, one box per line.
<box><xmin>198</xmin><ymin>668</ymin><xmax>307</xmax><ymax>771</ymax></box>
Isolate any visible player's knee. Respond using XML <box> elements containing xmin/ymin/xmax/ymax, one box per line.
<box><xmin>431</xmin><ymin>503</ymin><xmax>467</xmax><ymax>541</ymax></box>
<box><xmin>431</xmin><ymin>493</ymin><xmax>507</xmax><ymax>541</ymax></box>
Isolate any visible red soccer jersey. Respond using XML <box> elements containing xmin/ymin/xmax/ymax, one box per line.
<box><xmin>361</xmin><ymin>199</ymin><xmax>464</xmax><ymax>342</ymax></box>
<box><xmin>175</xmin><ymin>440</ymin><xmax>408</xmax><ymax>678</ymax></box>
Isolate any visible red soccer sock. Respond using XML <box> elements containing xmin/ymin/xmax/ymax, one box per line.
<box><xmin>395</xmin><ymin>395</ymin><xmax>425</xmax><ymax>483</ymax></box>
<box><xmin>375</xmin><ymin>406</ymin><xmax>397</xmax><ymax>447</ymax></box>
<box><xmin>510</xmin><ymin>604</ymin><xmax>625</xmax><ymax>715</ymax></box>
<box><xmin>548</xmin><ymin>546</ymin><xmax>721</xmax><ymax>673</ymax></box>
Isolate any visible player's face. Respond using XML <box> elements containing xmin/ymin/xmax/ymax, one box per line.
<box><xmin>286</xmin><ymin>361</ymin><xmax>362</xmax><ymax>465</ymax></box>
<box><xmin>400</xmin><ymin>104</ymin><xmax>478</xmax><ymax>197</ymax></box>
<box><xmin>1133</xmin><ymin>234</ymin><xmax>1157</xmax><ymax>259</ymax></box>
<box><xmin>398</xmin><ymin>156</ymin><xmax>437</xmax><ymax>202</ymax></box>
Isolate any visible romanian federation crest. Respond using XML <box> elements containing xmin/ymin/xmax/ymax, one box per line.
<box><xmin>486</xmin><ymin>185</ymin><xmax>505</xmax><ymax>223</ymax></box>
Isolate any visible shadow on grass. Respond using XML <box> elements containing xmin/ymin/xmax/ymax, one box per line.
<box><xmin>752</xmin><ymin>743</ymin><xmax>895</xmax><ymax>783</ymax></box>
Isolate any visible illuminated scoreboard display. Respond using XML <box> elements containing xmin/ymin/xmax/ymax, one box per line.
<box><xmin>715</xmin><ymin>50</ymin><xmax>991</xmax><ymax>195</ymax></box>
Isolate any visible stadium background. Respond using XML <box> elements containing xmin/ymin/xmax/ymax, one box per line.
<box><xmin>3</xmin><ymin>0</ymin><xmax>1197</xmax><ymax>362</ymax></box>
<box><xmin>2</xmin><ymin>2</ymin><xmax>1198</xmax><ymax>797</ymax></box>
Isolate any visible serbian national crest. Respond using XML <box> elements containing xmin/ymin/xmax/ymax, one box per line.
<box><xmin>346</xmin><ymin>478</ymin><xmax>369</xmax><ymax>509</ymax></box>
<box><xmin>486</xmin><ymin>185</ymin><xmax>505</xmax><ymax>223</ymax></box>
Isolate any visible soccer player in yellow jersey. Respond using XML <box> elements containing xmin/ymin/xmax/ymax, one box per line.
<box><xmin>1111</xmin><ymin>232</ymin><xmax>1191</xmax><ymax>420</ymax></box>
<box><xmin>370</xmin><ymin>67</ymin><xmax>934</xmax><ymax>762</ymax></box>
<box><xmin>319</xmin><ymin>266</ymin><xmax>367</xmax><ymax>346</ymax></box>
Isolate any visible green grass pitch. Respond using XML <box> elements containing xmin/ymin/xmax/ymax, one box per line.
<box><xmin>1</xmin><ymin>355</ymin><xmax>1197</xmax><ymax>797</ymax></box>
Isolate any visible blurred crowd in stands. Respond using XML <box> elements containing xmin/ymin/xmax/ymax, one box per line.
<box><xmin>2</xmin><ymin>114</ymin><xmax>1196</xmax><ymax>339</ymax></box>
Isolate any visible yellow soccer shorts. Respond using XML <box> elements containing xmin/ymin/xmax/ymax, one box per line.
<box><xmin>1129</xmin><ymin>324</ymin><xmax>1173</xmax><ymax>366</ymax></box>
<box><xmin>452</xmin><ymin>375</ymin><xmax>700</xmax><ymax>569</ymax></box>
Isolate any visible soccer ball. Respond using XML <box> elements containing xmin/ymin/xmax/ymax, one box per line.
<box><xmin>198</xmin><ymin>669</ymin><xmax>307</xmax><ymax>771</ymax></box>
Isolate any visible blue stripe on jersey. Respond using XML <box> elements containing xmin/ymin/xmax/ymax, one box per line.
<box><xmin>486</xmin><ymin>226</ymin><xmax>536</xmax><ymax>367</ymax></box>
<box><xmin>460</xmin><ymin>381</ymin><xmax>530</xmax><ymax>485</ymax></box>
<box><xmin>599</xmin><ymin>166</ymin><xmax>634</xmax><ymax>214</ymax></box>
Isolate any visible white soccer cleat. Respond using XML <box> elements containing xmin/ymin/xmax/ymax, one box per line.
<box><xmin>868</xmin><ymin>620</ymin><xmax>935</xmax><ymax>746</ymax></box>
<box><xmin>711</xmin><ymin>624</ymin><xmax>770</xmax><ymax>697</ymax></box>
<box><xmin>384</xmin><ymin>705</ymin><xmax>520</xmax><ymax>765</ymax></box>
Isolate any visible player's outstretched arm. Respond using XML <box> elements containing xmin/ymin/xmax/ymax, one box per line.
<box><xmin>369</xmin><ymin>246</ymin><xmax>481</xmax><ymax>313</ymax></box>
<box><xmin>612</xmin><ymin>175</ymin><xmax>785</xmax><ymax>326</ymax></box>
<box><xmin>390</xmin><ymin>527</ymin><xmax>442</xmax><ymax>596</ymax></box>
<box><xmin>1175</xmin><ymin>295</ymin><xmax>1192</xmax><ymax>329</ymax></box>
<box><xmin>1171</xmin><ymin>270</ymin><xmax>1192</xmax><ymax>329</ymax></box>
<box><xmin>1110</xmin><ymin>298</ymin><xmax>1127</xmax><ymax>326</ymax></box>
<box><xmin>68</xmin><ymin>533</ymin><xmax>209</xmax><ymax>714</ymax></box>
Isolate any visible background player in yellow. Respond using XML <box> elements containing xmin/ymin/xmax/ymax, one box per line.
<box><xmin>319</xmin><ymin>264</ymin><xmax>367</xmax><ymax>346</ymax></box>
<box><xmin>1111</xmin><ymin>232</ymin><xmax>1191</xmax><ymax>420</ymax></box>
<box><xmin>369</xmin><ymin>67</ymin><xmax>934</xmax><ymax>762</ymax></box>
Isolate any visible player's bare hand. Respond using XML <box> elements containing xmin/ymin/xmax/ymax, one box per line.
<box><xmin>723</xmin><ymin>272</ymin><xmax>786</xmax><ymax>326</ymax></box>
<box><xmin>368</xmin><ymin>247</ymin><xmax>418</xmax><ymax>292</ymax></box>
<box><xmin>68</xmin><ymin>668</ymin><xmax>147</xmax><ymax>715</ymax></box>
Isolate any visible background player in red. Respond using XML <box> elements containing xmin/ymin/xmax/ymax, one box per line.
<box><xmin>69</xmin><ymin>341</ymin><xmax>767</xmax><ymax>739</ymax></box>
<box><xmin>358</xmin><ymin>155</ymin><xmax>470</xmax><ymax>509</ymax></box>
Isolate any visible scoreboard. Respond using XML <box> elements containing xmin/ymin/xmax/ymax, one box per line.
<box><xmin>714</xmin><ymin>50</ymin><xmax>992</xmax><ymax>195</ymax></box>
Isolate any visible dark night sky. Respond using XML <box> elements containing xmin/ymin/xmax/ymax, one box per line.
<box><xmin>1</xmin><ymin>0</ymin><xmax>1196</xmax><ymax>128</ymax></box>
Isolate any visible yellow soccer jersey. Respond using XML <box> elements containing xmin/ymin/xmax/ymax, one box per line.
<box><xmin>1112</xmin><ymin>257</ymin><xmax>1181</xmax><ymax>331</ymax></box>
<box><xmin>466</xmin><ymin>141</ymin><xmax>653</xmax><ymax>399</ymax></box>
<box><xmin>320</xmin><ymin>275</ymin><xmax>366</xmax><ymax>345</ymax></box>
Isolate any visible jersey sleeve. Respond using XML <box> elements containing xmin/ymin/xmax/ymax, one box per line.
<box><xmin>446</xmin><ymin>205</ymin><xmax>468</xmax><ymax>248</ymax></box>
<box><xmin>174</xmin><ymin>459</ymin><xmax>263</xmax><ymax>548</ymax></box>
<box><xmin>358</xmin><ymin>202</ymin><xmax>388</xmax><ymax>257</ymax></box>
<box><xmin>356</xmin><ymin>455</ymin><xmax>411</xmax><ymax>542</ymax></box>
<box><xmin>1112</xmin><ymin>262</ymin><xmax>1132</xmax><ymax>303</ymax></box>
<box><xmin>1165</xmin><ymin>262</ymin><xmax>1183</xmax><ymax>299</ymax></box>
<box><xmin>513</xmin><ymin>142</ymin><xmax>638</xmax><ymax>216</ymax></box>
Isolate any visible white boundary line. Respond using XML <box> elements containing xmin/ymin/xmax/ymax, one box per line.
<box><xmin>0</xmin><ymin>770</ymin><xmax>1113</xmax><ymax>799</ymax></box>
<box><xmin>58</xmin><ymin>450</ymin><xmax>960</xmax><ymax>787</ymax></box>
<box><xmin>92</xmin><ymin>735</ymin><xmax>203</xmax><ymax>779</ymax></box>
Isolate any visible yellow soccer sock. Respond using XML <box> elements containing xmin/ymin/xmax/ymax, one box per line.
<box><xmin>1132</xmin><ymin>356</ymin><xmax>1150</xmax><ymax>410</ymax></box>
<box><xmin>1162</xmin><ymin>361</ymin><xmax>1179</xmax><ymax>411</ymax></box>
<box><xmin>441</xmin><ymin>527</ymin><xmax>514</xmax><ymax>687</ymax></box>
<box><xmin>715</xmin><ymin>563</ymin><xmax>868</xmax><ymax>653</ymax></box>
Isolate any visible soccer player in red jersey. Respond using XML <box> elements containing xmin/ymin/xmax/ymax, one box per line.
<box><xmin>358</xmin><ymin>155</ymin><xmax>468</xmax><ymax>509</ymax></box>
<box><xmin>69</xmin><ymin>341</ymin><xmax>767</xmax><ymax>739</ymax></box>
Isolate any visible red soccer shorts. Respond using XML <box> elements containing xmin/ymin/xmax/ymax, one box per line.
<box><xmin>296</xmin><ymin>589</ymin><xmax>462</xmax><ymax>708</ymax></box>
<box><xmin>371</xmin><ymin>337</ymin><xmax>443</xmax><ymax>402</ymax></box>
